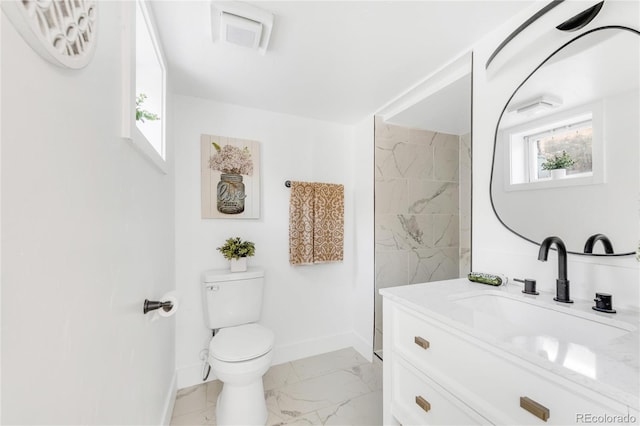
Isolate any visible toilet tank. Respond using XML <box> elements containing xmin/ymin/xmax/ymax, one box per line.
<box><xmin>201</xmin><ymin>268</ymin><xmax>265</xmax><ymax>329</ymax></box>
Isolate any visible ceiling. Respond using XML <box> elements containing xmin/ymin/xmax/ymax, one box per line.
<box><xmin>386</xmin><ymin>73</ymin><xmax>471</xmax><ymax>135</ymax></box>
<box><xmin>151</xmin><ymin>1</ymin><xmax>536</xmax><ymax>126</ymax></box>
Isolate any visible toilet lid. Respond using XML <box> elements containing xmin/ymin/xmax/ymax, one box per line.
<box><xmin>209</xmin><ymin>323</ymin><xmax>274</xmax><ymax>362</ymax></box>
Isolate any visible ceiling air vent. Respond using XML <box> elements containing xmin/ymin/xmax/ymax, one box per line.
<box><xmin>221</xmin><ymin>12</ymin><xmax>262</xmax><ymax>49</ymax></box>
<box><xmin>211</xmin><ymin>2</ymin><xmax>274</xmax><ymax>54</ymax></box>
<box><xmin>507</xmin><ymin>95</ymin><xmax>563</xmax><ymax>115</ymax></box>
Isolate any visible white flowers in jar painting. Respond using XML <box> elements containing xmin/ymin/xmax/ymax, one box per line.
<box><xmin>209</xmin><ymin>144</ymin><xmax>253</xmax><ymax>176</ymax></box>
<box><xmin>201</xmin><ymin>134</ymin><xmax>260</xmax><ymax>219</ymax></box>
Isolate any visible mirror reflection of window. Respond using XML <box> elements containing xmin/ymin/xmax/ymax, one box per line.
<box><xmin>506</xmin><ymin>107</ymin><xmax>598</xmax><ymax>186</ymax></box>
<box><xmin>523</xmin><ymin>117</ymin><xmax>593</xmax><ymax>182</ymax></box>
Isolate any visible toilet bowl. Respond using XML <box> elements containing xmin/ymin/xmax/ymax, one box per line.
<box><xmin>201</xmin><ymin>269</ymin><xmax>274</xmax><ymax>426</ymax></box>
<box><xmin>208</xmin><ymin>323</ymin><xmax>275</xmax><ymax>425</ymax></box>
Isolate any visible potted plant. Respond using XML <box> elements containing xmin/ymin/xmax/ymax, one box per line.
<box><xmin>217</xmin><ymin>237</ymin><xmax>255</xmax><ymax>272</ymax></box>
<box><xmin>135</xmin><ymin>93</ymin><xmax>160</xmax><ymax>122</ymax></box>
<box><xmin>541</xmin><ymin>151</ymin><xmax>575</xmax><ymax>179</ymax></box>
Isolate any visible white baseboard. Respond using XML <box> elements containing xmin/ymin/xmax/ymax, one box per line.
<box><xmin>160</xmin><ymin>371</ymin><xmax>177</xmax><ymax>425</ymax></box>
<box><xmin>175</xmin><ymin>331</ymin><xmax>374</xmax><ymax>390</ymax></box>
<box><xmin>176</xmin><ymin>361</ymin><xmax>216</xmax><ymax>390</ymax></box>
<box><xmin>351</xmin><ymin>331</ymin><xmax>373</xmax><ymax>363</ymax></box>
<box><xmin>270</xmin><ymin>331</ymin><xmax>354</xmax><ymax>366</ymax></box>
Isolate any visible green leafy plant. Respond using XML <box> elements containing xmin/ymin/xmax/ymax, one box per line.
<box><xmin>135</xmin><ymin>93</ymin><xmax>160</xmax><ymax>123</ymax></box>
<box><xmin>217</xmin><ymin>237</ymin><xmax>255</xmax><ymax>260</ymax></box>
<box><xmin>541</xmin><ymin>150</ymin><xmax>575</xmax><ymax>170</ymax></box>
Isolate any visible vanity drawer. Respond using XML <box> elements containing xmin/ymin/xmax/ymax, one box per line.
<box><xmin>391</xmin><ymin>357</ymin><xmax>489</xmax><ymax>425</ymax></box>
<box><xmin>392</xmin><ymin>305</ymin><xmax>628</xmax><ymax>424</ymax></box>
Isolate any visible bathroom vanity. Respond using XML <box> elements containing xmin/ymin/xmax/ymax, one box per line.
<box><xmin>381</xmin><ymin>279</ymin><xmax>639</xmax><ymax>425</ymax></box>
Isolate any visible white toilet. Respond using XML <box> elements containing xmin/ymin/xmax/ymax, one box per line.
<box><xmin>201</xmin><ymin>268</ymin><xmax>274</xmax><ymax>426</ymax></box>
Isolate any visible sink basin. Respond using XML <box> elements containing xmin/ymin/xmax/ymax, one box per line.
<box><xmin>450</xmin><ymin>290</ymin><xmax>635</xmax><ymax>347</ymax></box>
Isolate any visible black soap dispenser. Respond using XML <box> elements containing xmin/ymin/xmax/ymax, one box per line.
<box><xmin>514</xmin><ymin>278</ymin><xmax>538</xmax><ymax>295</ymax></box>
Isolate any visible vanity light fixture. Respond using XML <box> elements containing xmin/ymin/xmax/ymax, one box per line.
<box><xmin>508</xmin><ymin>95</ymin><xmax>563</xmax><ymax>115</ymax></box>
<box><xmin>211</xmin><ymin>2</ymin><xmax>274</xmax><ymax>54</ymax></box>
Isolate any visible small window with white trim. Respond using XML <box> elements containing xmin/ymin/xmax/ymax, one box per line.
<box><xmin>136</xmin><ymin>0</ymin><xmax>165</xmax><ymax>159</ymax></box>
<box><xmin>504</xmin><ymin>103</ymin><xmax>603</xmax><ymax>190</ymax></box>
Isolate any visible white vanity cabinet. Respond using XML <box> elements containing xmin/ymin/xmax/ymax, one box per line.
<box><xmin>382</xmin><ymin>295</ymin><xmax>635</xmax><ymax>426</ymax></box>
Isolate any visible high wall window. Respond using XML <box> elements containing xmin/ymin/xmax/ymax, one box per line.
<box><xmin>135</xmin><ymin>0</ymin><xmax>165</xmax><ymax>160</ymax></box>
<box><xmin>123</xmin><ymin>0</ymin><xmax>167</xmax><ymax>171</ymax></box>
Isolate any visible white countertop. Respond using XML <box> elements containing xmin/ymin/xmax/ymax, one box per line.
<box><xmin>380</xmin><ymin>278</ymin><xmax>640</xmax><ymax>409</ymax></box>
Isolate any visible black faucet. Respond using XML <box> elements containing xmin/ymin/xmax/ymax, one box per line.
<box><xmin>584</xmin><ymin>234</ymin><xmax>614</xmax><ymax>254</ymax></box>
<box><xmin>538</xmin><ymin>236</ymin><xmax>573</xmax><ymax>303</ymax></box>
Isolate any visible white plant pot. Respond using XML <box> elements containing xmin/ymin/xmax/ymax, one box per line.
<box><xmin>230</xmin><ymin>257</ymin><xmax>247</xmax><ymax>272</ymax></box>
<box><xmin>550</xmin><ymin>169</ymin><xmax>566</xmax><ymax>179</ymax></box>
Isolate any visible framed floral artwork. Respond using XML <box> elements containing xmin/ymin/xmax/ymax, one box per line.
<box><xmin>201</xmin><ymin>134</ymin><xmax>260</xmax><ymax>219</ymax></box>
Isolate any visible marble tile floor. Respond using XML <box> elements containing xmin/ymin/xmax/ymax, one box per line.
<box><xmin>170</xmin><ymin>347</ymin><xmax>383</xmax><ymax>426</ymax></box>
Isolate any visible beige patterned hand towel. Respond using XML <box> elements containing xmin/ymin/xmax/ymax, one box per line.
<box><xmin>289</xmin><ymin>181</ymin><xmax>344</xmax><ymax>265</ymax></box>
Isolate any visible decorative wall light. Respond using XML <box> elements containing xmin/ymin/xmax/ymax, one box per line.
<box><xmin>1</xmin><ymin>0</ymin><xmax>98</xmax><ymax>69</ymax></box>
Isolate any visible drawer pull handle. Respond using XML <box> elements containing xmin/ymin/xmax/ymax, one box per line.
<box><xmin>414</xmin><ymin>336</ymin><xmax>430</xmax><ymax>350</ymax></box>
<box><xmin>520</xmin><ymin>396</ymin><xmax>550</xmax><ymax>422</ymax></box>
<box><xmin>415</xmin><ymin>395</ymin><xmax>431</xmax><ymax>413</ymax></box>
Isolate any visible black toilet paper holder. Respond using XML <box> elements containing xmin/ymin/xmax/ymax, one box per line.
<box><xmin>143</xmin><ymin>299</ymin><xmax>174</xmax><ymax>314</ymax></box>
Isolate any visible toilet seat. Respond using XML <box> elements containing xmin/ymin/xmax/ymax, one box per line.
<box><xmin>209</xmin><ymin>323</ymin><xmax>274</xmax><ymax>362</ymax></box>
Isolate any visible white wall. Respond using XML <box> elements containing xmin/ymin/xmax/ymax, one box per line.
<box><xmin>472</xmin><ymin>1</ymin><xmax>640</xmax><ymax>307</ymax></box>
<box><xmin>351</xmin><ymin>115</ymin><xmax>375</xmax><ymax>360</ymax></box>
<box><xmin>0</xmin><ymin>12</ymin><xmax>4</xmax><ymax>422</ymax></box>
<box><xmin>173</xmin><ymin>95</ymin><xmax>370</xmax><ymax>388</ymax></box>
<box><xmin>1</xmin><ymin>4</ymin><xmax>175</xmax><ymax>424</ymax></box>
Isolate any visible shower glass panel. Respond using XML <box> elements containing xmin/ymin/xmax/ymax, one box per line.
<box><xmin>373</xmin><ymin>117</ymin><xmax>471</xmax><ymax>359</ymax></box>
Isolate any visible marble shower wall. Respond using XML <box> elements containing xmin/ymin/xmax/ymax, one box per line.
<box><xmin>374</xmin><ymin>117</ymin><xmax>463</xmax><ymax>353</ymax></box>
<box><xmin>459</xmin><ymin>132</ymin><xmax>472</xmax><ymax>276</ymax></box>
